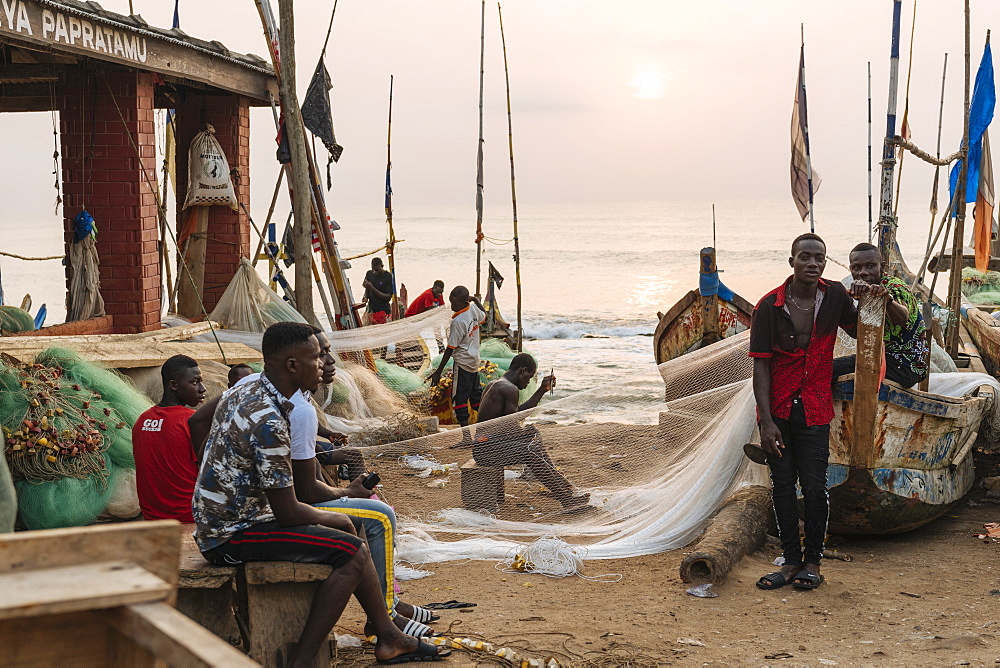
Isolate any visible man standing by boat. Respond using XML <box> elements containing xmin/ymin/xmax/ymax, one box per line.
<box><xmin>404</xmin><ymin>280</ymin><xmax>445</xmax><ymax>317</ymax></box>
<box><xmin>429</xmin><ymin>285</ymin><xmax>486</xmax><ymax>429</ymax></box>
<box><xmin>749</xmin><ymin>233</ymin><xmax>863</xmax><ymax>591</ymax></box>
<box><xmin>362</xmin><ymin>257</ymin><xmax>394</xmax><ymax>324</ymax></box>
<box><xmin>832</xmin><ymin>242</ymin><xmax>928</xmax><ymax>388</ymax></box>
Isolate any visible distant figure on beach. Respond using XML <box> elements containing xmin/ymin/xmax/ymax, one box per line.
<box><xmin>475</xmin><ymin>353</ymin><xmax>590</xmax><ymax>511</ymax></box>
<box><xmin>362</xmin><ymin>257</ymin><xmax>394</xmax><ymax>324</ymax></box>
<box><xmin>429</xmin><ymin>285</ymin><xmax>486</xmax><ymax>428</ymax></box>
<box><xmin>132</xmin><ymin>354</ymin><xmax>206</xmax><ymax>523</ymax></box>
<box><xmin>749</xmin><ymin>233</ymin><xmax>865</xmax><ymax>591</ymax></box>
<box><xmin>832</xmin><ymin>242</ymin><xmax>928</xmax><ymax>388</ymax></box>
<box><xmin>405</xmin><ymin>279</ymin><xmax>445</xmax><ymax>317</ymax></box>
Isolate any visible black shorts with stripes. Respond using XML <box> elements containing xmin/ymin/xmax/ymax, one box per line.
<box><xmin>202</xmin><ymin>520</ymin><xmax>362</xmax><ymax>569</ymax></box>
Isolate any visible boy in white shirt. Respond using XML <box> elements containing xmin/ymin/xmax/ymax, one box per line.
<box><xmin>429</xmin><ymin>285</ymin><xmax>486</xmax><ymax>427</ymax></box>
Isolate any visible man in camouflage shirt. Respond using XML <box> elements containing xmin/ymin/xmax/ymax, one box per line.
<box><xmin>192</xmin><ymin>322</ymin><xmax>448</xmax><ymax>666</ymax></box>
<box><xmin>833</xmin><ymin>243</ymin><xmax>929</xmax><ymax>388</ymax></box>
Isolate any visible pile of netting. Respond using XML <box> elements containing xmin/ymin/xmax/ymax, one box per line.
<box><xmin>208</xmin><ymin>257</ymin><xmax>306</xmax><ymax>331</ymax></box>
<box><xmin>0</xmin><ymin>348</ymin><xmax>150</xmax><ymax>529</ymax></box>
<box><xmin>961</xmin><ymin>267</ymin><xmax>1000</xmax><ymax>305</ymax></box>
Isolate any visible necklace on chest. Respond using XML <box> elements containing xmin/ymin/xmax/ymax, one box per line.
<box><xmin>787</xmin><ymin>294</ymin><xmax>815</xmax><ymax>312</ymax></box>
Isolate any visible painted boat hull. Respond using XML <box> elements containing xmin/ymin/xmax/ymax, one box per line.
<box><xmin>824</xmin><ymin>378</ymin><xmax>990</xmax><ymax>534</ymax></box>
<box><xmin>653</xmin><ymin>289</ymin><xmax>753</xmax><ymax>364</ymax></box>
<box><xmin>963</xmin><ymin>304</ymin><xmax>1000</xmax><ymax>376</ymax></box>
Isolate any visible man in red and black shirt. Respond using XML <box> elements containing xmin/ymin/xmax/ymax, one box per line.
<box><xmin>749</xmin><ymin>233</ymin><xmax>873</xmax><ymax>591</ymax></box>
<box><xmin>404</xmin><ymin>280</ymin><xmax>445</xmax><ymax>317</ymax></box>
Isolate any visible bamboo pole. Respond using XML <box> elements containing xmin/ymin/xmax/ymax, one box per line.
<box><xmin>868</xmin><ymin>61</ymin><xmax>873</xmax><ymax>242</ymax></box>
<box><xmin>498</xmin><ymin>3</ymin><xmax>522</xmax><ymax>351</ymax></box>
<box><xmin>946</xmin><ymin>2</ymin><xmax>973</xmax><ymax>356</ymax></box>
<box><xmin>474</xmin><ymin>0</ymin><xmax>486</xmax><ymax>300</ymax></box>
<box><xmin>893</xmin><ymin>0</ymin><xmax>917</xmax><ymax>217</ymax></box>
<box><xmin>276</xmin><ymin>0</ymin><xmax>316</xmax><ymax>324</ymax></box>
<box><xmin>924</xmin><ymin>53</ymin><xmax>949</xmax><ymax>275</ymax></box>
<box><xmin>800</xmin><ymin>25</ymin><xmax>817</xmax><ymax>233</ymax></box>
<box><xmin>385</xmin><ymin>75</ymin><xmax>399</xmax><ymax>319</ymax></box>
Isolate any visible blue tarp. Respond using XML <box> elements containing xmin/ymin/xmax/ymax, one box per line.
<box><xmin>949</xmin><ymin>42</ymin><xmax>995</xmax><ymax>207</ymax></box>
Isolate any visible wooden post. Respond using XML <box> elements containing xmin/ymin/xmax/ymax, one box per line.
<box><xmin>176</xmin><ymin>207</ymin><xmax>208</xmax><ymax>319</ymax></box>
<box><xmin>946</xmin><ymin>1</ymin><xmax>972</xmax><ymax>356</ymax></box>
<box><xmin>277</xmin><ymin>0</ymin><xmax>316</xmax><ymax>324</ymax></box>
<box><xmin>919</xmin><ymin>300</ymin><xmax>933</xmax><ymax>392</ymax></box>
<box><xmin>853</xmin><ymin>293</ymin><xmax>886</xmax><ymax>469</ymax></box>
<box><xmin>700</xmin><ymin>247</ymin><xmax>720</xmax><ymax>345</ymax></box>
<box><xmin>474</xmin><ymin>0</ymin><xmax>485</xmax><ymax>300</ymax></box>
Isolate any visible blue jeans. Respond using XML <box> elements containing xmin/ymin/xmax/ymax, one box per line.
<box><xmin>766</xmin><ymin>398</ymin><xmax>830</xmax><ymax>566</ymax></box>
<box><xmin>313</xmin><ymin>497</ymin><xmax>398</xmax><ymax>612</ymax></box>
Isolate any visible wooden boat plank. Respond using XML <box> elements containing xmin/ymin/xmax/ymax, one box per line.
<box><xmin>1</xmin><ymin>321</ymin><xmax>221</xmax><ymax>345</ymax></box>
<box><xmin>0</xmin><ymin>340</ymin><xmax>262</xmax><ymax>368</ymax></box>
<box><xmin>654</xmin><ymin>289</ymin><xmax>752</xmax><ymax>364</ymax></box>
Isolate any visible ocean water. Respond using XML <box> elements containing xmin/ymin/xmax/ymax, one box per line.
<box><xmin>1</xmin><ymin>196</ymin><xmax>951</xmax><ymax>395</ymax></box>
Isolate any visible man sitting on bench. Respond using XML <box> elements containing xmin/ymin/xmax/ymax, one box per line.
<box><xmin>475</xmin><ymin>353</ymin><xmax>589</xmax><ymax>510</ymax></box>
<box><xmin>192</xmin><ymin>322</ymin><xmax>448</xmax><ymax>666</ymax></box>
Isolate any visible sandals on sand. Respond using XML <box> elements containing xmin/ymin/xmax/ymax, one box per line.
<box><xmin>378</xmin><ymin>640</ymin><xmax>451</xmax><ymax>664</ymax></box>
<box><xmin>792</xmin><ymin>571</ymin><xmax>825</xmax><ymax>589</ymax></box>
<box><xmin>756</xmin><ymin>571</ymin><xmax>794</xmax><ymax>590</ymax></box>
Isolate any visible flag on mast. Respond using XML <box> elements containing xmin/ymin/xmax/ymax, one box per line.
<box><xmin>974</xmin><ymin>128</ymin><xmax>995</xmax><ymax>271</ymax></box>
<box><xmin>791</xmin><ymin>40</ymin><xmax>821</xmax><ymax>227</ymax></box>
<box><xmin>949</xmin><ymin>40</ymin><xmax>995</xmax><ymax>215</ymax></box>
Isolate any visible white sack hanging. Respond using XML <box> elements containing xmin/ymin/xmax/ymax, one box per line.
<box><xmin>182</xmin><ymin>123</ymin><xmax>238</xmax><ymax>210</ymax></box>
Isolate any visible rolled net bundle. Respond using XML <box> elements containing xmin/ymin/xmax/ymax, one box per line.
<box><xmin>351</xmin><ymin>336</ymin><xmax>768</xmax><ymax>565</ymax></box>
<box><xmin>208</xmin><ymin>257</ymin><xmax>307</xmax><ymax>332</ymax></box>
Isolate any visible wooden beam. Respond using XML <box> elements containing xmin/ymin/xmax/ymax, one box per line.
<box><xmin>0</xmin><ymin>561</ymin><xmax>171</xmax><ymax>621</ymax></box>
<box><xmin>927</xmin><ymin>250</ymin><xmax>1000</xmax><ymax>273</ymax></box>
<box><xmin>3</xmin><ymin>320</ymin><xmax>221</xmax><ymax>345</ymax></box>
<box><xmin>109</xmin><ymin>602</ymin><xmax>258</xmax><ymax>668</ymax></box>
<box><xmin>0</xmin><ymin>340</ymin><xmax>262</xmax><ymax>368</ymax></box>
<box><xmin>0</xmin><ymin>0</ymin><xmax>276</xmax><ymax>101</ymax></box>
<box><xmin>852</xmin><ymin>293</ymin><xmax>886</xmax><ymax>469</ymax></box>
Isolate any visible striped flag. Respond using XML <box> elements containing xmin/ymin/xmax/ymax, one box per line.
<box><xmin>790</xmin><ymin>44</ymin><xmax>821</xmax><ymax>224</ymax></box>
<box><xmin>974</xmin><ymin>128</ymin><xmax>995</xmax><ymax>272</ymax></box>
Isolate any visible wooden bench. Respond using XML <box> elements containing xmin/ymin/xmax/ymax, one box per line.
<box><xmin>460</xmin><ymin>458</ymin><xmax>505</xmax><ymax>511</ymax></box>
<box><xmin>178</xmin><ymin>532</ymin><xmax>335</xmax><ymax>668</ymax></box>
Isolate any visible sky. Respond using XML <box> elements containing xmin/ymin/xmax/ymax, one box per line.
<box><xmin>2</xmin><ymin>0</ymin><xmax>999</xmax><ymax>214</ymax></box>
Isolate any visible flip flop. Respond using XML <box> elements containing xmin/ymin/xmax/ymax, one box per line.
<box><xmin>756</xmin><ymin>571</ymin><xmax>794</xmax><ymax>590</ymax></box>
<box><xmin>377</xmin><ymin>640</ymin><xmax>451</xmax><ymax>664</ymax></box>
<box><xmin>792</xmin><ymin>571</ymin><xmax>824</xmax><ymax>589</ymax></box>
<box><xmin>743</xmin><ymin>443</ymin><xmax>768</xmax><ymax>465</ymax></box>
<box><xmin>423</xmin><ymin>600</ymin><xmax>477</xmax><ymax>610</ymax></box>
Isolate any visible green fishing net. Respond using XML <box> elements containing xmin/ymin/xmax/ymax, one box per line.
<box><xmin>376</xmin><ymin>358</ymin><xmax>426</xmax><ymax>395</ymax></box>
<box><xmin>0</xmin><ymin>305</ymin><xmax>35</xmax><ymax>332</ymax></box>
<box><xmin>961</xmin><ymin>267</ymin><xmax>1000</xmax><ymax>304</ymax></box>
<box><xmin>0</xmin><ymin>430</ymin><xmax>14</xmax><ymax>533</ymax></box>
<box><xmin>1</xmin><ymin>348</ymin><xmax>151</xmax><ymax>529</ymax></box>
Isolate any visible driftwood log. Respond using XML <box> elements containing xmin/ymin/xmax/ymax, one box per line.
<box><xmin>679</xmin><ymin>485</ymin><xmax>772</xmax><ymax>583</ymax></box>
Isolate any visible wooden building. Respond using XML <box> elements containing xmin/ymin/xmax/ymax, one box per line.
<box><xmin>0</xmin><ymin>0</ymin><xmax>277</xmax><ymax>334</ymax></box>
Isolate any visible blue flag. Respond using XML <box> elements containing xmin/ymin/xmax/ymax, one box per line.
<box><xmin>950</xmin><ymin>42</ymin><xmax>995</xmax><ymax>207</ymax></box>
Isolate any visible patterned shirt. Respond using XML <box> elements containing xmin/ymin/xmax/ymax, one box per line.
<box><xmin>192</xmin><ymin>373</ymin><xmax>296</xmax><ymax>552</ymax></box>
<box><xmin>881</xmin><ymin>276</ymin><xmax>928</xmax><ymax>378</ymax></box>
<box><xmin>749</xmin><ymin>276</ymin><xmax>858</xmax><ymax>426</ymax></box>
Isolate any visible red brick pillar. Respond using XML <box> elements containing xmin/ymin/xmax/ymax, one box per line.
<box><xmin>174</xmin><ymin>93</ymin><xmax>252</xmax><ymax>314</ymax></box>
<box><xmin>59</xmin><ymin>69</ymin><xmax>160</xmax><ymax>334</ymax></box>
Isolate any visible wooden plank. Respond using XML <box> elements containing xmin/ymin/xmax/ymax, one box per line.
<box><xmin>242</xmin><ymin>561</ymin><xmax>332</xmax><ymax>586</ymax></box>
<box><xmin>0</xmin><ymin>560</ymin><xmax>172</xmax><ymax>620</ymax></box>
<box><xmin>0</xmin><ymin>610</ymin><xmax>125</xmax><ymax>666</ymax></box>
<box><xmin>852</xmin><ymin>293</ymin><xmax>886</xmax><ymax>469</ymax></box>
<box><xmin>109</xmin><ymin>602</ymin><xmax>258</xmax><ymax>668</ymax></box>
<box><xmin>0</xmin><ymin>521</ymin><xmax>181</xmax><ymax>599</ymax></box>
<box><xmin>179</xmin><ymin>530</ymin><xmax>235</xmax><ymax>589</ymax></box>
<box><xmin>2</xmin><ymin>320</ymin><xmax>221</xmax><ymax>346</ymax></box>
<box><xmin>0</xmin><ymin>340</ymin><xmax>261</xmax><ymax>368</ymax></box>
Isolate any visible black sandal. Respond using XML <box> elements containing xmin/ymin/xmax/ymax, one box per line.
<box><xmin>756</xmin><ymin>571</ymin><xmax>794</xmax><ymax>590</ymax></box>
<box><xmin>792</xmin><ymin>571</ymin><xmax>824</xmax><ymax>589</ymax></box>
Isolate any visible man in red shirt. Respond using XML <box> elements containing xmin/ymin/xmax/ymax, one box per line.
<box><xmin>404</xmin><ymin>280</ymin><xmax>444</xmax><ymax>317</ymax></box>
<box><xmin>132</xmin><ymin>354</ymin><xmax>206</xmax><ymax>522</ymax></box>
<box><xmin>749</xmin><ymin>233</ymin><xmax>873</xmax><ymax>591</ymax></box>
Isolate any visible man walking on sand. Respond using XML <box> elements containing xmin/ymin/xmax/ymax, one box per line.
<box><xmin>749</xmin><ymin>233</ymin><xmax>877</xmax><ymax>591</ymax></box>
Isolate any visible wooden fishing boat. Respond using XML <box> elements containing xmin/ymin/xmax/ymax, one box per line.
<box><xmin>827</xmin><ymin>374</ymin><xmax>991</xmax><ymax>534</ymax></box>
<box><xmin>963</xmin><ymin>304</ymin><xmax>1000</xmax><ymax>375</ymax></box>
<box><xmin>653</xmin><ymin>247</ymin><xmax>753</xmax><ymax>364</ymax></box>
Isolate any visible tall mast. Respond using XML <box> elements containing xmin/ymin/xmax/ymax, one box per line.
<box><xmin>868</xmin><ymin>61</ymin><xmax>873</xmax><ymax>241</ymax></box>
<box><xmin>498</xmin><ymin>3</ymin><xmax>522</xmax><ymax>351</ymax></box>
<box><xmin>877</xmin><ymin>0</ymin><xmax>904</xmax><ymax>263</ymax></box>
<box><xmin>893</xmin><ymin>0</ymin><xmax>918</xmax><ymax>217</ymax></box>
<box><xmin>946</xmin><ymin>4</ymin><xmax>974</xmax><ymax>355</ymax></box>
<box><xmin>474</xmin><ymin>0</ymin><xmax>486</xmax><ymax>299</ymax></box>
<box><xmin>385</xmin><ymin>75</ymin><xmax>399</xmax><ymax>318</ymax></box>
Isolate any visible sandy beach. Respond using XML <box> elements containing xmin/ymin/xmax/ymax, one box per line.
<box><xmin>330</xmin><ymin>450</ymin><xmax>1000</xmax><ymax>666</ymax></box>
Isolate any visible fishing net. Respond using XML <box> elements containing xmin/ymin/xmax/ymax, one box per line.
<box><xmin>0</xmin><ymin>305</ymin><xmax>35</xmax><ymax>332</ymax></box>
<box><xmin>961</xmin><ymin>267</ymin><xmax>1000</xmax><ymax>305</ymax></box>
<box><xmin>208</xmin><ymin>257</ymin><xmax>307</xmax><ymax>332</ymax></box>
<box><xmin>0</xmin><ymin>348</ymin><xmax>151</xmax><ymax>529</ymax></box>
<box><xmin>0</xmin><ymin>430</ymin><xmax>14</xmax><ymax>532</ymax></box>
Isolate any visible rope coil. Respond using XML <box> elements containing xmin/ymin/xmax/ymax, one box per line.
<box><xmin>497</xmin><ymin>536</ymin><xmax>622</xmax><ymax>582</ymax></box>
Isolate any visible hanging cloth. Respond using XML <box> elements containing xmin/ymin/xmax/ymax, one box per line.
<box><xmin>66</xmin><ymin>210</ymin><xmax>106</xmax><ymax>322</ymax></box>
<box><xmin>301</xmin><ymin>59</ymin><xmax>344</xmax><ymax>189</ymax></box>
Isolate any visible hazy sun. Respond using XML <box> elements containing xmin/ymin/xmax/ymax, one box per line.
<box><xmin>630</xmin><ymin>70</ymin><xmax>665</xmax><ymax>99</ymax></box>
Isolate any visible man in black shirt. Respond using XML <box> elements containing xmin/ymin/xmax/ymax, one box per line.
<box><xmin>362</xmin><ymin>257</ymin><xmax>394</xmax><ymax>324</ymax></box>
